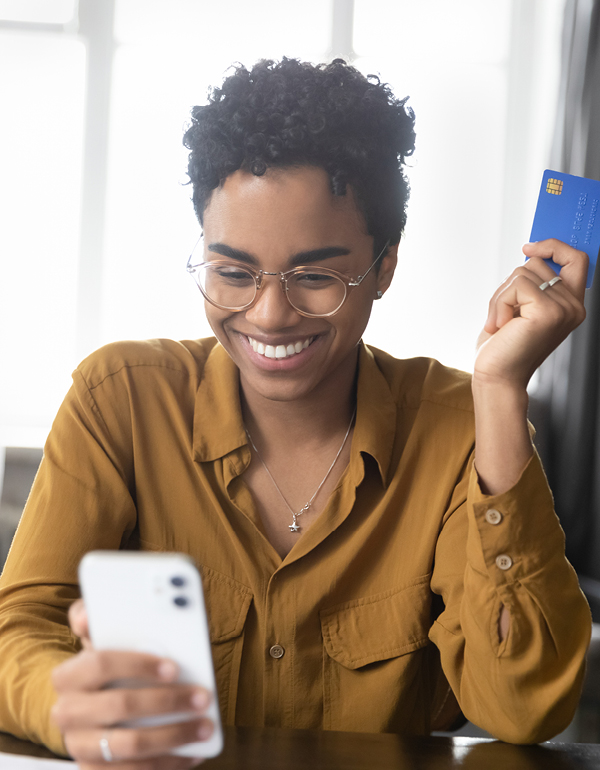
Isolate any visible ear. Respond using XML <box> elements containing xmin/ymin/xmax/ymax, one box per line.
<box><xmin>376</xmin><ymin>241</ymin><xmax>399</xmax><ymax>297</ymax></box>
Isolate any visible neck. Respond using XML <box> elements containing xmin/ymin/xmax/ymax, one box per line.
<box><xmin>241</xmin><ymin>349</ymin><xmax>358</xmax><ymax>449</ymax></box>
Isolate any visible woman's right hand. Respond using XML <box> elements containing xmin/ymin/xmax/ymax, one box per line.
<box><xmin>51</xmin><ymin>600</ymin><xmax>214</xmax><ymax>769</ymax></box>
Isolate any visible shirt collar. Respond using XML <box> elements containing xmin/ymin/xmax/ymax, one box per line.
<box><xmin>193</xmin><ymin>340</ymin><xmax>397</xmax><ymax>486</ymax></box>
<box><xmin>193</xmin><ymin>343</ymin><xmax>247</xmax><ymax>463</ymax></box>
<box><xmin>352</xmin><ymin>342</ymin><xmax>397</xmax><ymax>487</ymax></box>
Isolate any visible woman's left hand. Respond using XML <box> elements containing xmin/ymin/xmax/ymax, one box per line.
<box><xmin>474</xmin><ymin>239</ymin><xmax>588</xmax><ymax>388</ymax></box>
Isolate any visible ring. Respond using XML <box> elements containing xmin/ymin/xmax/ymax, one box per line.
<box><xmin>539</xmin><ymin>276</ymin><xmax>562</xmax><ymax>291</ymax></box>
<box><xmin>99</xmin><ymin>733</ymin><xmax>113</xmax><ymax>763</ymax></box>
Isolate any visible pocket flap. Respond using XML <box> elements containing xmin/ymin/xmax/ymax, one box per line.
<box><xmin>199</xmin><ymin>565</ymin><xmax>253</xmax><ymax>643</ymax></box>
<box><xmin>320</xmin><ymin>575</ymin><xmax>431</xmax><ymax>669</ymax></box>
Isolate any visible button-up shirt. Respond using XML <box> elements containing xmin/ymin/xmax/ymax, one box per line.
<box><xmin>0</xmin><ymin>338</ymin><xmax>591</xmax><ymax>755</ymax></box>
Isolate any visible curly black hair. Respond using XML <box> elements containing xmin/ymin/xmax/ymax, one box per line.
<box><xmin>183</xmin><ymin>58</ymin><xmax>416</xmax><ymax>255</ymax></box>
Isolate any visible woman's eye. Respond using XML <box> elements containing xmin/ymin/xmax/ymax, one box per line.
<box><xmin>297</xmin><ymin>272</ymin><xmax>335</xmax><ymax>285</ymax></box>
<box><xmin>214</xmin><ymin>268</ymin><xmax>253</xmax><ymax>282</ymax></box>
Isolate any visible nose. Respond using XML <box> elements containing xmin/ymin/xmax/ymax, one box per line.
<box><xmin>244</xmin><ymin>274</ymin><xmax>301</xmax><ymax>330</ymax></box>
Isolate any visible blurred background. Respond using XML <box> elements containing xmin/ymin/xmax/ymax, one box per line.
<box><xmin>1</xmin><ymin>0</ymin><xmax>600</xmax><ymax>740</ymax></box>
<box><xmin>0</xmin><ymin>0</ymin><xmax>566</xmax><ymax>447</ymax></box>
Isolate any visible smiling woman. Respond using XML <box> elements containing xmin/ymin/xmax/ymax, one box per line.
<box><xmin>197</xmin><ymin>165</ymin><xmax>396</xmax><ymax>406</ymax></box>
<box><xmin>0</xmin><ymin>53</ymin><xmax>591</xmax><ymax>770</ymax></box>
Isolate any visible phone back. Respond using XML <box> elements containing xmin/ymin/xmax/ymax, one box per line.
<box><xmin>79</xmin><ymin>551</ymin><xmax>223</xmax><ymax>757</ymax></box>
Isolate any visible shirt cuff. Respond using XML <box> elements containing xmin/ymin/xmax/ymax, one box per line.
<box><xmin>467</xmin><ymin>450</ymin><xmax>565</xmax><ymax>585</ymax></box>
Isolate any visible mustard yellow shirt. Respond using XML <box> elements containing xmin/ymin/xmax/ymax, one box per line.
<box><xmin>0</xmin><ymin>338</ymin><xmax>591</xmax><ymax>754</ymax></box>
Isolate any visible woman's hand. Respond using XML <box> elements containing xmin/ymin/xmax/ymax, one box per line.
<box><xmin>472</xmin><ymin>239</ymin><xmax>587</xmax><ymax>496</ymax></box>
<box><xmin>51</xmin><ymin>600</ymin><xmax>213</xmax><ymax>769</ymax></box>
<box><xmin>474</xmin><ymin>239</ymin><xmax>587</xmax><ymax>388</ymax></box>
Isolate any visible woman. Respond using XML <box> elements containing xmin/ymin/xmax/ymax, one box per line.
<box><xmin>0</xmin><ymin>59</ymin><xmax>591</xmax><ymax>768</ymax></box>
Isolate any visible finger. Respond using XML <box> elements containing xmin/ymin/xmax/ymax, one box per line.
<box><xmin>496</xmin><ymin>268</ymin><xmax>564</xmax><ymax>329</ymax></box>
<box><xmin>65</xmin><ymin>717</ymin><xmax>214</xmax><ymax>764</ymax></box>
<box><xmin>484</xmin><ymin>269</ymin><xmax>540</xmax><ymax>333</ymax></box>
<box><xmin>485</xmin><ymin>274</ymin><xmax>514</xmax><ymax>334</ymax></box>
<box><xmin>494</xmin><ymin>273</ymin><xmax>540</xmax><ymax>329</ymax></box>
<box><xmin>483</xmin><ymin>262</ymin><xmax>549</xmax><ymax>333</ymax></box>
<box><xmin>510</xmin><ymin>262</ymin><xmax>575</xmax><ymax>308</ymax></box>
<box><xmin>520</xmin><ymin>254</ymin><xmax>563</xmax><ymax>282</ymax></box>
<box><xmin>522</xmin><ymin>239</ymin><xmax>588</xmax><ymax>302</ymax></box>
<box><xmin>485</xmin><ymin>256</ymin><xmax>579</xmax><ymax>334</ymax></box>
<box><xmin>69</xmin><ymin>599</ymin><xmax>92</xmax><ymax>647</ymax></box>
<box><xmin>52</xmin><ymin>685</ymin><xmax>212</xmax><ymax>730</ymax></box>
<box><xmin>52</xmin><ymin>649</ymin><xmax>179</xmax><ymax>693</ymax></box>
<box><xmin>517</xmin><ymin>259</ymin><xmax>584</xmax><ymax>321</ymax></box>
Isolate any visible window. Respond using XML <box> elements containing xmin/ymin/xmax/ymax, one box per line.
<box><xmin>0</xmin><ymin>0</ymin><xmax>566</xmax><ymax>446</ymax></box>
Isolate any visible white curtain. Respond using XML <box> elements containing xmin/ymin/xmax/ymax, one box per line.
<box><xmin>533</xmin><ymin>0</ymin><xmax>600</xmax><ymax>591</ymax></box>
<box><xmin>0</xmin><ymin>0</ymin><xmax>566</xmax><ymax>448</ymax></box>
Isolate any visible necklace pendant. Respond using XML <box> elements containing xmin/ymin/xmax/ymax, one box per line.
<box><xmin>245</xmin><ymin>406</ymin><xmax>355</xmax><ymax>537</ymax></box>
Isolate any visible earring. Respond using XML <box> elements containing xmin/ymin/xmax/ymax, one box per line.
<box><xmin>376</xmin><ymin>290</ymin><xmax>383</xmax><ymax>299</ymax></box>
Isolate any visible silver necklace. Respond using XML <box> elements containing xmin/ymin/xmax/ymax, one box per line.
<box><xmin>245</xmin><ymin>408</ymin><xmax>356</xmax><ymax>533</ymax></box>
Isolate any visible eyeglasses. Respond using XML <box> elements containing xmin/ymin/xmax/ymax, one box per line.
<box><xmin>186</xmin><ymin>238</ymin><xmax>389</xmax><ymax>318</ymax></box>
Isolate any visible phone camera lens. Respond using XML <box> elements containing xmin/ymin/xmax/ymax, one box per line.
<box><xmin>171</xmin><ymin>576</ymin><xmax>186</xmax><ymax>587</ymax></box>
<box><xmin>173</xmin><ymin>596</ymin><xmax>188</xmax><ymax>607</ymax></box>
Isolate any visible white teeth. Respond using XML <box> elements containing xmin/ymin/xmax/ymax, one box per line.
<box><xmin>248</xmin><ymin>336</ymin><xmax>314</xmax><ymax>360</ymax></box>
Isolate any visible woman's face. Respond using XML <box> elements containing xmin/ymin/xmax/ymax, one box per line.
<box><xmin>200</xmin><ymin>165</ymin><xmax>397</xmax><ymax>405</ymax></box>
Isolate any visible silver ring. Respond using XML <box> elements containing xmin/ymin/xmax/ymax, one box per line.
<box><xmin>99</xmin><ymin>734</ymin><xmax>113</xmax><ymax>763</ymax></box>
<box><xmin>539</xmin><ymin>276</ymin><xmax>562</xmax><ymax>291</ymax></box>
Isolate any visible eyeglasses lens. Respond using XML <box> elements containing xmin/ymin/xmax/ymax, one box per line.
<box><xmin>197</xmin><ymin>265</ymin><xmax>347</xmax><ymax>316</ymax></box>
<box><xmin>285</xmin><ymin>270</ymin><xmax>347</xmax><ymax>316</ymax></box>
<box><xmin>198</xmin><ymin>264</ymin><xmax>257</xmax><ymax>309</ymax></box>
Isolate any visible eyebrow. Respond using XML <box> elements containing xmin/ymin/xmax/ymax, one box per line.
<box><xmin>206</xmin><ymin>243</ymin><xmax>351</xmax><ymax>267</ymax></box>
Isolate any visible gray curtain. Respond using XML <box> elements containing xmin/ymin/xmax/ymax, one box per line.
<box><xmin>532</xmin><ymin>0</ymin><xmax>600</xmax><ymax>583</ymax></box>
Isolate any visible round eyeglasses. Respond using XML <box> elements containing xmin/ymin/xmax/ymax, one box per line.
<box><xmin>186</xmin><ymin>238</ymin><xmax>389</xmax><ymax>318</ymax></box>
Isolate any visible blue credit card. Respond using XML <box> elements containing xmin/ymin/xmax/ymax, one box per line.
<box><xmin>529</xmin><ymin>169</ymin><xmax>600</xmax><ymax>288</ymax></box>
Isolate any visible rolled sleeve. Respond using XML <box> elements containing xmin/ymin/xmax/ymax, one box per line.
<box><xmin>469</xmin><ymin>451</ymin><xmax>568</xmax><ymax>586</ymax></box>
<box><xmin>430</xmin><ymin>450</ymin><xmax>592</xmax><ymax>744</ymax></box>
<box><xmin>0</xmin><ymin>356</ymin><xmax>138</xmax><ymax>755</ymax></box>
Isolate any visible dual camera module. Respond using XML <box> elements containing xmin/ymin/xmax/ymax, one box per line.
<box><xmin>170</xmin><ymin>575</ymin><xmax>189</xmax><ymax>607</ymax></box>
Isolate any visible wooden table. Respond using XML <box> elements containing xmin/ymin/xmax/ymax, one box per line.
<box><xmin>2</xmin><ymin>726</ymin><xmax>600</xmax><ymax>768</ymax></box>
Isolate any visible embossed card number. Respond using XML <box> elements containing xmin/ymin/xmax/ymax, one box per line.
<box><xmin>528</xmin><ymin>169</ymin><xmax>600</xmax><ymax>288</ymax></box>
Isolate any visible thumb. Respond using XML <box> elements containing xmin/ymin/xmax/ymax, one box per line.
<box><xmin>68</xmin><ymin>599</ymin><xmax>93</xmax><ymax>649</ymax></box>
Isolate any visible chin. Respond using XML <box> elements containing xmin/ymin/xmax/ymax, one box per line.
<box><xmin>241</xmin><ymin>374</ymin><xmax>320</xmax><ymax>404</ymax></box>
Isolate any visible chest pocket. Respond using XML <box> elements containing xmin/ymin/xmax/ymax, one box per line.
<box><xmin>199</xmin><ymin>565</ymin><xmax>253</xmax><ymax>725</ymax></box>
<box><xmin>319</xmin><ymin>575</ymin><xmax>433</xmax><ymax>733</ymax></box>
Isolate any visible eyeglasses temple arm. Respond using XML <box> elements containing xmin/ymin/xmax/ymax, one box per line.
<box><xmin>348</xmin><ymin>240</ymin><xmax>391</xmax><ymax>286</ymax></box>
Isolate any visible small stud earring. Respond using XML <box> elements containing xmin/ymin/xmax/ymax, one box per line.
<box><xmin>376</xmin><ymin>290</ymin><xmax>383</xmax><ymax>299</ymax></box>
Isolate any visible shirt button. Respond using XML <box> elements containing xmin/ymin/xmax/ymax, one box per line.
<box><xmin>485</xmin><ymin>508</ymin><xmax>503</xmax><ymax>525</ymax></box>
<box><xmin>269</xmin><ymin>644</ymin><xmax>285</xmax><ymax>659</ymax></box>
<box><xmin>496</xmin><ymin>554</ymin><xmax>513</xmax><ymax>571</ymax></box>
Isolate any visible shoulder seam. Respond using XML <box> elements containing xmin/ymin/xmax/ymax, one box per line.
<box><xmin>83</xmin><ymin>362</ymin><xmax>193</xmax><ymax>393</ymax></box>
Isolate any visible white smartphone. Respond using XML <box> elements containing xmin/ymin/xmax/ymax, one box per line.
<box><xmin>78</xmin><ymin>551</ymin><xmax>223</xmax><ymax>758</ymax></box>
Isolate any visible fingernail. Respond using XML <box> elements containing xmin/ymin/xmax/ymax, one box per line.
<box><xmin>191</xmin><ymin>690</ymin><xmax>210</xmax><ymax>710</ymax></box>
<box><xmin>158</xmin><ymin>660</ymin><xmax>178</xmax><ymax>680</ymax></box>
<box><xmin>198</xmin><ymin>720</ymin><xmax>214</xmax><ymax>740</ymax></box>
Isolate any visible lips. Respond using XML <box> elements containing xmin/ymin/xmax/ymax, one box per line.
<box><xmin>247</xmin><ymin>336</ymin><xmax>315</xmax><ymax>360</ymax></box>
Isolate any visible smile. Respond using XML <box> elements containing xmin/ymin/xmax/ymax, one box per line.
<box><xmin>247</xmin><ymin>336</ymin><xmax>315</xmax><ymax>359</ymax></box>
